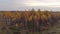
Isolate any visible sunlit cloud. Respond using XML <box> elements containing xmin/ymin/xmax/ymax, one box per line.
<box><xmin>24</xmin><ymin>0</ymin><xmax>60</xmax><ymax>7</ymax></box>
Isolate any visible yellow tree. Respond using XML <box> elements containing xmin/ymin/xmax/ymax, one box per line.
<box><xmin>4</xmin><ymin>11</ymin><xmax>12</xmax><ymax>18</ymax></box>
<box><xmin>15</xmin><ymin>12</ymin><xmax>21</xmax><ymax>19</ymax></box>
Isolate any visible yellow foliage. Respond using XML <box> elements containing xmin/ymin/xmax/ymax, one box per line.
<box><xmin>29</xmin><ymin>15</ymin><xmax>33</xmax><ymax>21</ymax></box>
<box><xmin>5</xmin><ymin>12</ymin><xmax>12</xmax><ymax>17</ymax></box>
<box><xmin>34</xmin><ymin>15</ymin><xmax>37</xmax><ymax>20</ymax></box>
<box><xmin>41</xmin><ymin>14</ymin><xmax>48</xmax><ymax>20</ymax></box>
<box><xmin>47</xmin><ymin>14</ymin><xmax>51</xmax><ymax>18</ymax></box>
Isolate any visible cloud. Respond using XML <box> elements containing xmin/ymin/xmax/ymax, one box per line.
<box><xmin>24</xmin><ymin>0</ymin><xmax>60</xmax><ymax>7</ymax></box>
<box><xmin>0</xmin><ymin>0</ymin><xmax>60</xmax><ymax>11</ymax></box>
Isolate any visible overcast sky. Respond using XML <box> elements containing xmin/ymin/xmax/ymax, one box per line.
<box><xmin>0</xmin><ymin>0</ymin><xmax>60</xmax><ymax>11</ymax></box>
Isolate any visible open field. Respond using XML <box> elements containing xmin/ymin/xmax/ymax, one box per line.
<box><xmin>0</xmin><ymin>11</ymin><xmax>60</xmax><ymax>34</ymax></box>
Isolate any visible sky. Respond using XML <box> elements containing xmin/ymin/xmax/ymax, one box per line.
<box><xmin>0</xmin><ymin>0</ymin><xmax>60</xmax><ymax>11</ymax></box>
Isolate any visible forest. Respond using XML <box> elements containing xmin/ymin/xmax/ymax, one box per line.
<box><xmin>0</xmin><ymin>9</ymin><xmax>60</xmax><ymax>34</ymax></box>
